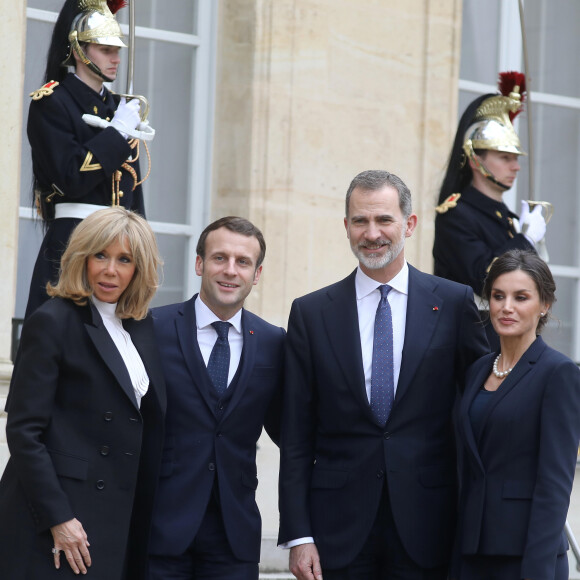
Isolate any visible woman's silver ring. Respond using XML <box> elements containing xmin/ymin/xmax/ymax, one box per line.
<box><xmin>52</xmin><ymin>547</ymin><xmax>60</xmax><ymax>555</ymax></box>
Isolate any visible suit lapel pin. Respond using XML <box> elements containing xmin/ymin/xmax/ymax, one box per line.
<box><xmin>249</xmin><ymin>330</ymin><xmax>255</xmax><ymax>334</ymax></box>
<box><xmin>433</xmin><ymin>306</ymin><xmax>439</xmax><ymax>311</ymax></box>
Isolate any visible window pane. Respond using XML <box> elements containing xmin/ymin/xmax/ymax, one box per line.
<box><xmin>460</xmin><ymin>0</ymin><xmax>501</xmax><ymax>83</ymax></box>
<box><xmin>542</xmin><ymin>277</ymin><xmax>577</xmax><ymax>360</ymax></box>
<box><xmin>525</xmin><ymin>0</ymin><xmax>580</xmax><ymax>98</ymax></box>
<box><xmin>515</xmin><ymin>104</ymin><xmax>580</xmax><ymax>268</ymax></box>
<box><xmin>28</xmin><ymin>0</ymin><xmax>63</xmax><ymax>10</ymax></box>
<box><xmin>116</xmin><ymin>0</ymin><xmax>198</xmax><ymax>35</ymax></box>
<box><xmin>29</xmin><ymin>1</ymin><xmax>198</xmax><ymax>36</ymax></box>
<box><xmin>14</xmin><ymin>220</ymin><xmax>44</xmax><ymax>318</ymax></box>
<box><xmin>153</xmin><ymin>234</ymin><xmax>191</xmax><ymax>307</ymax></box>
<box><xmin>126</xmin><ymin>39</ymin><xmax>195</xmax><ymax>223</ymax></box>
<box><xmin>21</xmin><ymin>20</ymin><xmax>55</xmax><ymax>207</ymax></box>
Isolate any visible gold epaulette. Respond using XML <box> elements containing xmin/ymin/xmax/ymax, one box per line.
<box><xmin>435</xmin><ymin>193</ymin><xmax>461</xmax><ymax>214</ymax></box>
<box><xmin>30</xmin><ymin>81</ymin><xmax>59</xmax><ymax>101</ymax></box>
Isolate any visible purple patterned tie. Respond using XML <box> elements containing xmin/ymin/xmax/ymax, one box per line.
<box><xmin>370</xmin><ymin>285</ymin><xmax>394</xmax><ymax>425</ymax></box>
<box><xmin>207</xmin><ymin>321</ymin><xmax>231</xmax><ymax>396</ymax></box>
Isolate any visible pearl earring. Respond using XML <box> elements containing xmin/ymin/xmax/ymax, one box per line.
<box><xmin>540</xmin><ymin>312</ymin><xmax>545</xmax><ymax>317</ymax></box>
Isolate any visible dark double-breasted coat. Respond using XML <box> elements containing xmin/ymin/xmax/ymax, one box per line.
<box><xmin>148</xmin><ymin>295</ymin><xmax>285</xmax><ymax>563</ymax></box>
<box><xmin>455</xmin><ymin>337</ymin><xmax>580</xmax><ymax>579</ymax></box>
<box><xmin>25</xmin><ymin>73</ymin><xmax>145</xmax><ymax>317</ymax></box>
<box><xmin>0</xmin><ymin>297</ymin><xmax>166</xmax><ymax>579</ymax></box>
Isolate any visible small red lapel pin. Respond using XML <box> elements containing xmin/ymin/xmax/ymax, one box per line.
<box><xmin>433</xmin><ymin>306</ymin><xmax>439</xmax><ymax>311</ymax></box>
<box><xmin>249</xmin><ymin>330</ymin><xmax>255</xmax><ymax>334</ymax></box>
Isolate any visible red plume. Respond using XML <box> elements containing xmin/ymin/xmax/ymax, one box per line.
<box><xmin>498</xmin><ymin>71</ymin><xmax>526</xmax><ymax>121</ymax></box>
<box><xmin>107</xmin><ymin>0</ymin><xmax>127</xmax><ymax>14</ymax></box>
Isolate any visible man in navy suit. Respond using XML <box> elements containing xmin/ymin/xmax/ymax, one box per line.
<box><xmin>278</xmin><ymin>170</ymin><xmax>489</xmax><ymax>579</ymax></box>
<box><xmin>148</xmin><ymin>216</ymin><xmax>285</xmax><ymax>580</ymax></box>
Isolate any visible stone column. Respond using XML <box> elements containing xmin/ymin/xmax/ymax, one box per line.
<box><xmin>0</xmin><ymin>2</ymin><xmax>26</xmax><ymax>468</ymax></box>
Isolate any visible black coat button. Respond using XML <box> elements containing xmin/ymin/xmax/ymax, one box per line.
<box><xmin>96</xmin><ymin>480</ymin><xmax>105</xmax><ymax>490</ymax></box>
<box><xmin>383</xmin><ymin>432</ymin><xmax>390</xmax><ymax>439</ymax></box>
<box><xmin>103</xmin><ymin>411</ymin><xmax>113</xmax><ymax>421</ymax></box>
<box><xmin>100</xmin><ymin>446</ymin><xmax>110</xmax><ymax>456</ymax></box>
<box><xmin>376</xmin><ymin>470</ymin><xmax>384</xmax><ymax>479</ymax></box>
<box><xmin>208</xmin><ymin>463</ymin><xmax>215</xmax><ymax>471</ymax></box>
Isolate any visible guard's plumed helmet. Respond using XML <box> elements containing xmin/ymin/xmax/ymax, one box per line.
<box><xmin>63</xmin><ymin>0</ymin><xmax>127</xmax><ymax>82</ymax></box>
<box><xmin>463</xmin><ymin>71</ymin><xmax>527</xmax><ymax>190</ymax></box>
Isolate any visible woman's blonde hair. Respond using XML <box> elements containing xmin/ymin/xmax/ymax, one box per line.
<box><xmin>47</xmin><ymin>207</ymin><xmax>162</xmax><ymax>319</ymax></box>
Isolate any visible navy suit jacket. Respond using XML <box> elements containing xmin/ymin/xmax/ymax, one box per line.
<box><xmin>149</xmin><ymin>296</ymin><xmax>285</xmax><ymax>562</ymax></box>
<box><xmin>278</xmin><ymin>266</ymin><xmax>489</xmax><ymax>570</ymax></box>
<box><xmin>456</xmin><ymin>336</ymin><xmax>580</xmax><ymax>579</ymax></box>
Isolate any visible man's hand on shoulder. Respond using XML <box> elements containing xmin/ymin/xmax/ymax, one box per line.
<box><xmin>289</xmin><ymin>543</ymin><xmax>323</xmax><ymax>580</ymax></box>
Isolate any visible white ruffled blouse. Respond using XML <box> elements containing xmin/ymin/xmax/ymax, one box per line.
<box><xmin>92</xmin><ymin>297</ymin><xmax>150</xmax><ymax>408</ymax></box>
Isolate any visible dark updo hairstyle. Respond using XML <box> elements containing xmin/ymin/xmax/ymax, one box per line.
<box><xmin>482</xmin><ymin>249</ymin><xmax>555</xmax><ymax>332</ymax></box>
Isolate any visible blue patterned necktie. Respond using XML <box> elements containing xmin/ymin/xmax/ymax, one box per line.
<box><xmin>370</xmin><ymin>285</ymin><xmax>394</xmax><ymax>425</ymax></box>
<box><xmin>207</xmin><ymin>321</ymin><xmax>231</xmax><ymax>397</ymax></box>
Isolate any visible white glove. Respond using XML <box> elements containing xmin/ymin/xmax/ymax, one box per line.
<box><xmin>521</xmin><ymin>203</ymin><xmax>547</xmax><ymax>244</ymax></box>
<box><xmin>111</xmin><ymin>98</ymin><xmax>141</xmax><ymax>139</ymax></box>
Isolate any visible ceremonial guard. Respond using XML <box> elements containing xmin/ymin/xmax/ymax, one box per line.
<box><xmin>25</xmin><ymin>0</ymin><xmax>152</xmax><ymax>318</ymax></box>
<box><xmin>432</xmin><ymin>73</ymin><xmax>547</xmax><ymax>348</ymax></box>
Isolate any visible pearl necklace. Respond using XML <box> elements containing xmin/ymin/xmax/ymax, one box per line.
<box><xmin>493</xmin><ymin>354</ymin><xmax>513</xmax><ymax>378</ymax></box>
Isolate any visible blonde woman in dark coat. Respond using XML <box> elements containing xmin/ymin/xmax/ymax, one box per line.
<box><xmin>0</xmin><ymin>208</ymin><xmax>165</xmax><ymax>579</ymax></box>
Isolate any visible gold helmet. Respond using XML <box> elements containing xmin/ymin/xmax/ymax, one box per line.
<box><xmin>463</xmin><ymin>72</ymin><xmax>527</xmax><ymax>190</ymax></box>
<box><xmin>63</xmin><ymin>0</ymin><xmax>127</xmax><ymax>81</ymax></box>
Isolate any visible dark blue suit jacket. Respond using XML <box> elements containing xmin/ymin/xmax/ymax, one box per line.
<box><xmin>456</xmin><ymin>336</ymin><xmax>580</xmax><ymax>579</ymax></box>
<box><xmin>278</xmin><ymin>266</ymin><xmax>488</xmax><ymax>570</ymax></box>
<box><xmin>149</xmin><ymin>296</ymin><xmax>285</xmax><ymax>562</ymax></box>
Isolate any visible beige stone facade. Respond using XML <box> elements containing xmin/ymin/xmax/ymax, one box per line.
<box><xmin>213</xmin><ymin>0</ymin><xmax>463</xmax><ymax>328</ymax></box>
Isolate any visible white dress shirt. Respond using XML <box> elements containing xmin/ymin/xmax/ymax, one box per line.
<box><xmin>92</xmin><ymin>297</ymin><xmax>149</xmax><ymax>408</ymax></box>
<box><xmin>355</xmin><ymin>262</ymin><xmax>409</xmax><ymax>398</ymax></box>
<box><xmin>195</xmin><ymin>295</ymin><xmax>243</xmax><ymax>386</ymax></box>
<box><xmin>282</xmin><ymin>262</ymin><xmax>410</xmax><ymax>550</ymax></box>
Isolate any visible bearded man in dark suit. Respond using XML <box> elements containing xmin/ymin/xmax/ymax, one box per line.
<box><xmin>278</xmin><ymin>170</ymin><xmax>489</xmax><ymax>580</ymax></box>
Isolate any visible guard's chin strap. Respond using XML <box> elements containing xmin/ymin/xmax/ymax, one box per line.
<box><xmin>463</xmin><ymin>139</ymin><xmax>511</xmax><ymax>191</ymax></box>
<box><xmin>69</xmin><ymin>31</ymin><xmax>115</xmax><ymax>83</ymax></box>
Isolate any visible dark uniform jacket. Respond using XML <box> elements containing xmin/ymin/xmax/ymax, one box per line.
<box><xmin>0</xmin><ymin>298</ymin><xmax>166</xmax><ymax>579</ymax></box>
<box><xmin>433</xmin><ymin>185</ymin><xmax>534</xmax><ymax>297</ymax></box>
<box><xmin>25</xmin><ymin>73</ymin><xmax>145</xmax><ymax>317</ymax></box>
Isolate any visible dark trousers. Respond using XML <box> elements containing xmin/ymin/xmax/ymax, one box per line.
<box><xmin>459</xmin><ymin>553</ymin><xmax>568</xmax><ymax>580</ymax></box>
<box><xmin>323</xmin><ymin>486</ymin><xmax>448</xmax><ymax>580</ymax></box>
<box><xmin>147</xmin><ymin>493</ymin><xmax>258</xmax><ymax>580</ymax></box>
